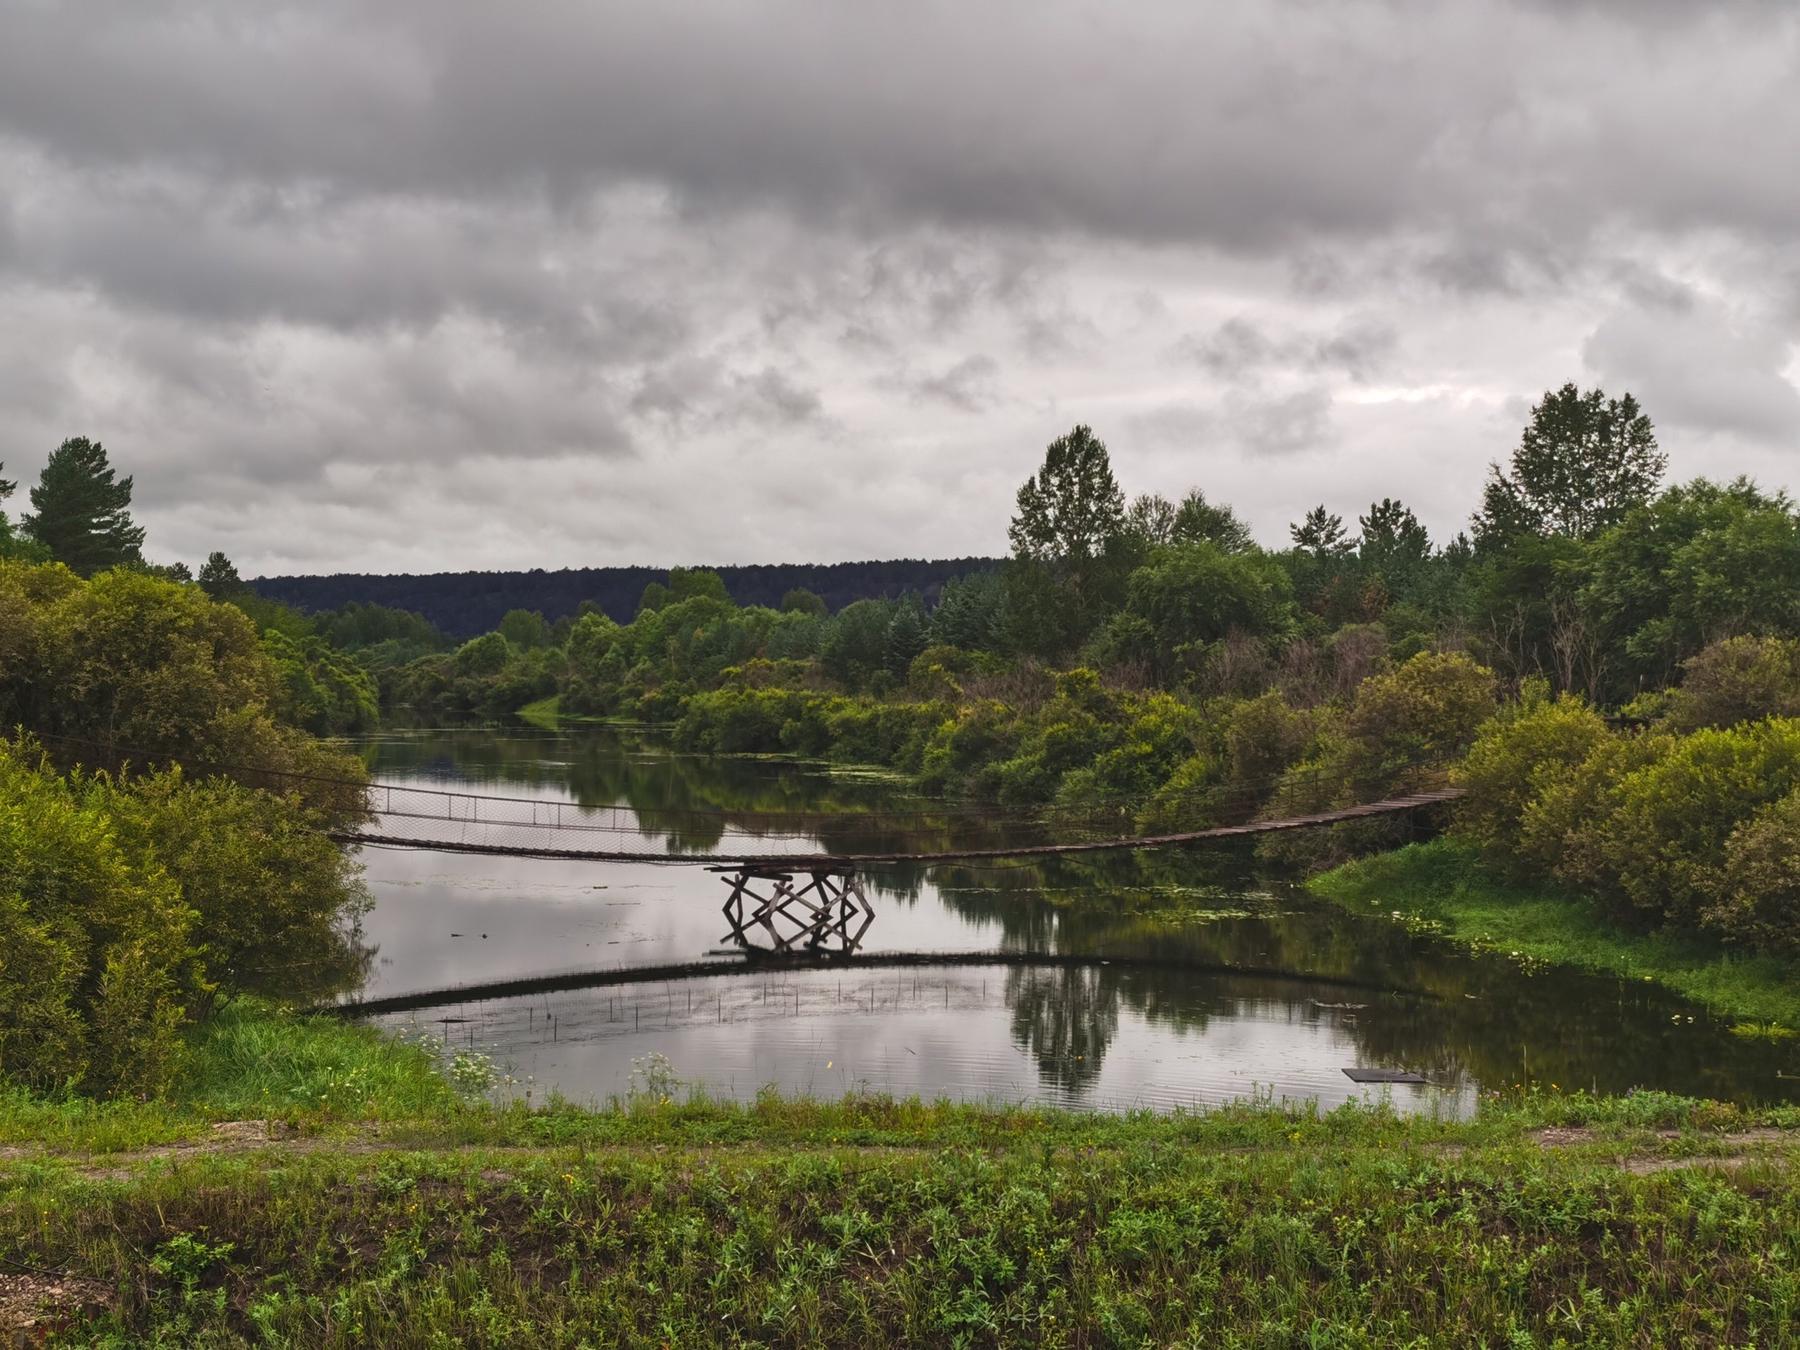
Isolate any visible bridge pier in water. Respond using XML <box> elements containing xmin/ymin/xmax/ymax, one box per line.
<box><xmin>715</xmin><ymin>866</ymin><xmax>874</xmax><ymax>955</ymax></box>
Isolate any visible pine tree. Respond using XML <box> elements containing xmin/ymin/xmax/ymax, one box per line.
<box><xmin>198</xmin><ymin>551</ymin><xmax>244</xmax><ymax>598</ymax></box>
<box><xmin>21</xmin><ymin>437</ymin><xmax>146</xmax><ymax>575</ymax></box>
<box><xmin>1290</xmin><ymin>505</ymin><xmax>1352</xmax><ymax>557</ymax></box>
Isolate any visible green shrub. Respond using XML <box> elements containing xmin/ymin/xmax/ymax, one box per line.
<box><xmin>1662</xmin><ymin>635</ymin><xmax>1800</xmax><ymax>732</ymax></box>
<box><xmin>452</xmin><ymin>631</ymin><xmax>512</xmax><ymax>678</ymax></box>
<box><xmin>0</xmin><ymin>746</ymin><xmax>194</xmax><ymax>1097</ymax></box>
<box><xmin>1132</xmin><ymin>751</ymin><xmax>1222</xmax><ymax>833</ymax></box>
<box><xmin>1224</xmin><ymin>691</ymin><xmax>1316</xmax><ymax>790</ymax></box>
<box><xmin>1708</xmin><ymin>789</ymin><xmax>1800</xmax><ymax>953</ymax></box>
<box><xmin>0</xmin><ymin>736</ymin><xmax>374</xmax><ymax>1098</ymax></box>
<box><xmin>918</xmin><ymin>700</ymin><xmax>1018</xmax><ymax>795</ymax></box>
<box><xmin>1454</xmin><ymin>682</ymin><xmax>1611</xmax><ymax>863</ymax></box>
<box><xmin>101</xmin><ymin>770</ymin><xmax>372</xmax><ymax>1005</ymax></box>
<box><xmin>1574</xmin><ymin>718</ymin><xmax>1800</xmax><ymax>928</ymax></box>
<box><xmin>1343</xmin><ymin>650</ymin><xmax>1496</xmax><ymax>774</ymax></box>
<box><xmin>262</xmin><ymin>630</ymin><xmax>379</xmax><ymax>735</ymax></box>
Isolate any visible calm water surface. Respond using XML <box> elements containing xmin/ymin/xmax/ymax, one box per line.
<box><xmin>342</xmin><ymin>725</ymin><xmax>1800</xmax><ymax>1115</ymax></box>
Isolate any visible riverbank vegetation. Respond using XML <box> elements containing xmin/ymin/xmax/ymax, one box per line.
<box><xmin>1314</xmin><ymin>840</ymin><xmax>1800</xmax><ymax>1028</ymax></box>
<box><xmin>1301</xmin><ymin>653</ymin><xmax>1800</xmax><ymax>1027</ymax></box>
<box><xmin>0</xmin><ymin>556</ymin><xmax>373</xmax><ymax>1101</ymax></box>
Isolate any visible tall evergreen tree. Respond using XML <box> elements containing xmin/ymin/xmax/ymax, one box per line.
<box><xmin>198</xmin><ymin>551</ymin><xmax>243</xmax><ymax>599</ymax></box>
<box><xmin>1358</xmin><ymin>498</ymin><xmax>1431</xmax><ymax>573</ymax></box>
<box><xmin>21</xmin><ymin>437</ymin><xmax>146</xmax><ymax>575</ymax></box>
<box><xmin>1290</xmin><ymin>505</ymin><xmax>1352</xmax><ymax>557</ymax></box>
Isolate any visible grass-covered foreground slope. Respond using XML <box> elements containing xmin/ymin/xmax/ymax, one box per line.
<box><xmin>1313</xmin><ymin>839</ymin><xmax>1800</xmax><ymax>1030</ymax></box>
<box><xmin>4</xmin><ymin>1006</ymin><xmax>1800</xmax><ymax>1345</ymax></box>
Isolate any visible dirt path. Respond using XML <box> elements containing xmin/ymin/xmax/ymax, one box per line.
<box><xmin>1527</xmin><ymin>1126</ymin><xmax>1798</xmax><ymax>1175</ymax></box>
<box><xmin>7</xmin><ymin>1119</ymin><xmax>1798</xmax><ymax>1181</ymax></box>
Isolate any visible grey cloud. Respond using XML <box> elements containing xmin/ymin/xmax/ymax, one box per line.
<box><xmin>628</xmin><ymin>358</ymin><xmax>824</xmax><ymax>432</ymax></box>
<box><xmin>735</xmin><ymin>368</ymin><xmax>823</xmax><ymax>427</ymax></box>
<box><xmin>1125</xmin><ymin>403</ymin><xmax>1216</xmax><ymax>448</ymax></box>
<box><xmin>1179</xmin><ymin>316</ymin><xmax>1398</xmax><ymax>383</ymax></box>
<box><xmin>908</xmin><ymin>356</ymin><xmax>1001</xmax><ymax>413</ymax></box>
<box><xmin>1582</xmin><ymin>302</ymin><xmax>1800</xmax><ymax>443</ymax></box>
<box><xmin>1228</xmin><ymin>388</ymin><xmax>1337</xmax><ymax>459</ymax></box>
<box><xmin>5</xmin><ymin>2</ymin><xmax>1795</xmax><ymax>263</ymax></box>
<box><xmin>1</xmin><ymin>2</ymin><xmax>1797</xmax><ymax>572</ymax></box>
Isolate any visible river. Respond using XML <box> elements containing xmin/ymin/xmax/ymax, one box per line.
<box><xmin>339</xmin><ymin>724</ymin><xmax>1800</xmax><ymax>1115</ymax></box>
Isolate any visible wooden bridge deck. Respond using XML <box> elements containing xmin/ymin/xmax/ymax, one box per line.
<box><xmin>331</xmin><ymin>787</ymin><xmax>1463</xmax><ymax>869</ymax></box>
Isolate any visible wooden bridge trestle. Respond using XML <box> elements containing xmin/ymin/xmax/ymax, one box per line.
<box><xmin>716</xmin><ymin>866</ymin><xmax>875</xmax><ymax>955</ymax></box>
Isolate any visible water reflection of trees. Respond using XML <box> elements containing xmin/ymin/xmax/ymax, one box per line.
<box><xmin>356</xmin><ymin>727</ymin><xmax>1800</xmax><ymax>1105</ymax></box>
<box><xmin>989</xmin><ymin>952</ymin><xmax>1800</xmax><ymax>1104</ymax></box>
<box><xmin>1007</xmin><ymin>965</ymin><xmax>1120</xmax><ymax>1092</ymax></box>
<box><xmin>956</xmin><ymin>844</ymin><xmax>1800</xmax><ymax>1100</ymax></box>
<box><xmin>357</xmin><ymin>726</ymin><xmax>1040</xmax><ymax>864</ymax></box>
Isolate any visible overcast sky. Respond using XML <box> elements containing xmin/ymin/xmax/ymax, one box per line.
<box><xmin>2</xmin><ymin>1</ymin><xmax>1796</xmax><ymax>575</ymax></box>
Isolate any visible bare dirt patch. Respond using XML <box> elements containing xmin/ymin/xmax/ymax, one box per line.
<box><xmin>1529</xmin><ymin>1127</ymin><xmax>1597</xmax><ymax>1148</ymax></box>
<box><xmin>1523</xmin><ymin>1124</ymin><xmax>1800</xmax><ymax>1175</ymax></box>
<box><xmin>0</xmin><ymin>1270</ymin><xmax>112</xmax><ymax>1344</ymax></box>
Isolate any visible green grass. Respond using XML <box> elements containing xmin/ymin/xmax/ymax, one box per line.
<box><xmin>514</xmin><ymin>694</ymin><xmax>561</xmax><ymax>728</ymax></box>
<box><xmin>12</xmin><ymin>1130</ymin><xmax>1800</xmax><ymax>1345</ymax></box>
<box><xmin>5</xmin><ymin>1006</ymin><xmax>1800</xmax><ymax>1344</ymax></box>
<box><xmin>176</xmin><ymin>1001</ymin><xmax>461</xmax><ymax>1122</ymax></box>
<box><xmin>1313</xmin><ymin>839</ymin><xmax>1800</xmax><ymax>1029</ymax></box>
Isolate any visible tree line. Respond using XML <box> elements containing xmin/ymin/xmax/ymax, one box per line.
<box><xmin>6</xmin><ymin>374</ymin><xmax>1800</xmax><ymax>1100</ymax></box>
<box><xmin>253</xmin><ymin>558</ymin><xmax>1004</xmax><ymax>639</ymax></box>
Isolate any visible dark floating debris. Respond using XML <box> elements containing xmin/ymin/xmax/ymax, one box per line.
<box><xmin>1343</xmin><ymin>1067</ymin><xmax>1429</xmax><ymax>1085</ymax></box>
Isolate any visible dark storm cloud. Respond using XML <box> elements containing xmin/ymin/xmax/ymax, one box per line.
<box><xmin>0</xmin><ymin>1</ymin><xmax>1795</xmax><ymax>570</ymax></box>
<box><xmin>8</xmin><ymin>2</ymin><xmax>1795</xmax><ymax>253</ymax></box>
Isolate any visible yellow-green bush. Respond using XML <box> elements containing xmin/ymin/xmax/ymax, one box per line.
<box><xmin>1573</xmin><ymin>718</ymin><xmax>1800</xmax><ymax>928</ymax></box>
<box><xmin>1454</xmin><ymin>681</ymin><xmax>1611</xmax><ymax>865</ymax></box>
<box><xmin>0</xmin><ymin>747</ymin><xmax>195</xmax><ymax>1096</ymax></box>
<box><xmin>1709</xmin><ymin>789</ymin><xmax>1800</xmax><ymax>953</ymax></box>
<box><xmin>1661</xmin><ymin>635</ymin><xmax>1800</xmax><ymax>732</ymax></box>
<box><xmin>0</xmin><ymin>740</ymin><xmax>371</xmax><ymax>1098</ymax></box>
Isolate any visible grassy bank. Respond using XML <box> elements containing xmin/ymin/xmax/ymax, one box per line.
<box><xmin>1313</xmin><ymin>839</ymin><xmax>1800</xmax><ymax>1030</ymax></box>
<box><xmin>515</xmin><ymin>693</ymin><xmax>562</xmax><ymax>728</ymax></box>
<box><xmin>4</xmin><ymin>1007</ymin><xmax>1800</xmax><ymax>1344</ymax></box>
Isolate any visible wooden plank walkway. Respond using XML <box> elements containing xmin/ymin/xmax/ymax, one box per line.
<box><xmin>330</xmin><ymin>787</ymin><xmax>1463</xmax><ymax>868</ymax></box>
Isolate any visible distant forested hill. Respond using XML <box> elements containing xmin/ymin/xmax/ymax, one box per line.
<box><xmin>251</xmin><ymin>558</ymin><xmax>1003</xmax><ymax>638</ymax></box>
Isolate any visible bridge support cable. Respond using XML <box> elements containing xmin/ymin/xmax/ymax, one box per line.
<box><xmin>329</xmin><ymin>787</ymin><xmax>1463</xmax><ymax>867</ymax></box>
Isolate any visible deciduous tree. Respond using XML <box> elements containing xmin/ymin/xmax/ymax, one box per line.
<box><xmin>1475</xmin><ymin>384</ymin><xmax>1664</xmax><ymax>544</ymax></box>
<box><xmin>1006</xmin><ymin>425</ymin><xmax>1130</xmax><ymax>654</ymax></box>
